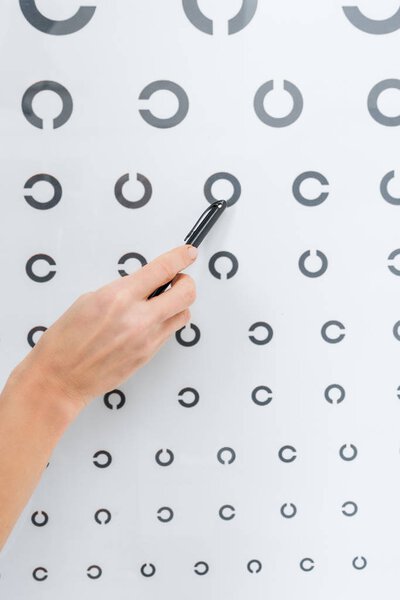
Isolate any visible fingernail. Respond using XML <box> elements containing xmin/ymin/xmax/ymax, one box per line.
<box><xmin>187</xmin><ymin>245</ymin><xmax>198</xmax><ymax>260</ymax></box>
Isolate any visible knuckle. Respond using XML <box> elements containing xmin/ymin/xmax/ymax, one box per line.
<box><xmin>181</xmin><ymin>276</ymin><xmax>196</xmax><ymax>304</ymax></box>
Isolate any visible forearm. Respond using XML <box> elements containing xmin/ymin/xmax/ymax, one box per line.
<box><xmin>0</xmin><ymin>357</ymin><xmax>82</xmax><ymax>553</ymax></box>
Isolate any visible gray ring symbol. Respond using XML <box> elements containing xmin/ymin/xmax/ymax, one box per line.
<box><xmin>393</xmin><ymin>321</ymin><xmax>400</xmax><ymax>340</ymax></box>
<box><xmin>342</xmin><ymin>6</ymin><xmax>400</xmax><ymax>35</ymax></box>
<box><xmin>380</xmin><ymin>170</ymin><xmax>400</xmax><ymax>205</ymax></box>
<box><xmin>342</xmin><ymin>501</ymin><xmax>358</xmax><ymax>516</ymax></box>
<box><xmin>251</xmin><ymin>385</ymin><xmax>273</xmax><ymax>406</ymax></box>
<box><xmin>32</xmin><ymin>567</ymin><xmax>48</xmax><ymax>581</ymax></box>
<box><xmin>292</xmin><ymin>171</ymin><xmax>330</xmax><ymax>206</ymax></box>
<box><xmin>103</xmin><ymin>389</ymin><xmax>126</xmax><ymax>410</ymax></box>
<box><xmin>249</xmin><ymin>321</ymin><xmax>274</xmax><ymax>345</ymax></box>
<box><xmin>217</xmin><ymin>447</ymin><xmax>236</xmax><ymax>464</ymax></box>
<box><xmin>182</xmin><ymin>0</ymin><xmax>258</xmax><ymax>35</ymax></box>
<box><xmin>31</xmin><ymin>511</ymin><xmax>49</xmax><ymax>527</ymax></box>
<box><xmin>254</xmin><ymin>80</ymin><xmax>303</xmax><ymax>127</ymax></box>
<box><xmin>24</xmin><ymin>174</ymin><xmax>62</xmax><ymax>209</ymax></box>
<box><xmin>87</xmin><ymin>565</ymin><xmax>102</xmax><ymax>579</ymax></box>
<box><xmin>352</xmin><ymin>556</ymin><xmax>367</xmax><ymax>570</ymax></box>
<box><xmin>27</xmin><ymin>326</ymin><xmax>47</xmax><ymax>348</ymax></box>
<box><xmin>368</xmin><ymin>79</ymin><xmax>400</xmax><ymax>126</ymax></box>
<box><xmin>117</xmin><ymin>252</ymin><xmax>147</xmax><ymax>277</ymax></box>
<box><xmin>22</xmin><ymin>81</ymin><xmax>73</xmax><ymax>129</ymax></box>
<box><xmin>325</xmin><ymin>384</ymin><xmax>345</xmax><ymax>404</ymax></box>
<box><xmin>19</xmin><ymin>0</ymin><xmax>96</xmax><ymax>35</ymax></box>
<box><xmin>94</xmin><ymin>509</ymin><xmax>111</xmax><ymax>524</ymax></box>
<box><xmin>25</xmin><ymin>253</ymin><xmax>56</xmax><ymax>283</ymax></box>
<box><xmin>298</xmin><ymin>250</ymin><xmax>328</xmax><ymax>277</ymax></box>
<box><xmin>175</xmin><ymin>323</ymin><xmax>201</xmax><ymax>346</ymax></box>
<box><xmin>209</xmin><ymin>251</ymin><xmax>239</xmax><ymax>279</ymax></box>
<box><xmin>278</xmin><ymin>445</ymin><xmax>297</xmax><ymax>463</ymax></box>
<box><xmin>93</xmin><ymin>450</ymin><xmax>112</xmax><ymax>468</ymax></box>
<box><xmin>194</xmin><ymin>561</ymin><xmax>209</xmax><ymax>575</ymax></box>
<box><xmin>155</xmin><ymin>449</ymin><xmax>174</xmax><ymax>466</ymax></box>
<box><xmin>114</xmin><ymin>173</ymin><xmax>152</xmax><ymax>209</ymax></box>
<box><xmin>178</xmin><ymin>387</ymin><xmax>200</xmax><ymax>407</ymax></box>
<box><xmin>339</xmin><ymin>444</ymin><xmax>358</xmax><ymax>461</ymax></box>
<box><xmin>300</xmin><ymin>558</ymin><xmax>314</xmax><ymax>572</ymax></box>
<box><xmin>204</xmin><ymin>172</ymin><xmax>241</xmax><ymax>207</ymax></box>
<box><xmin>388</xmin><ymin>249</ymin><xmax>400</xmax><ymax>275</ymax></box>
<box><xmin>157</xmin><ymin>507</ymin><xmax>174</xmax><ymax>522</ymax></box>
<box><xmin>139</xmin><ymin>80</ymin><xmax>189</xmax><ymax>128</ymax></box>
<box><xmin>280</xmin><ymin>503</ymin><xmax>297</xmax><ymax>518</ymax></box>
<box><xmin>321</xmin><ymin>320</ymin><xmax>346</xmax><ymax>343</ymax></box>
<box><xmin>140</xmin><ymin>563</ymin><xmax>156</xmax><ymax>577</ymax></box>
<box><xmin>247</xmin><ymin>559</ymin><xmax>262</xmax><ymax>573</ymax></box>
<box><xmin>219</xmin><ymin>504</ymin><xmax>235</xmax><ymax>520</ymax></box>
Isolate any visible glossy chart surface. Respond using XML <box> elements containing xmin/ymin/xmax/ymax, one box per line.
<box><xmin>1</xmin><ymin>1</ymin><xmax>400</xmax><ymax>599</ymax></box>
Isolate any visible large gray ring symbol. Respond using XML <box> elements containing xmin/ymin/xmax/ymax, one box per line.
<box><xmin>217</xmin><ymin>447</ymin><xmax>236</xmax><ymax>464</ymax></box>
<box><xmin>182</xmin><ymin>0</ymin><xmax>258</xmax><ymax>35</ymax></box>
<box><xmin>19</xmin><ymin>0</ymin><xmax>96</xmax><ymax>35</ymax></box>
<box><xmin>278</xmin><ymin>445</ymin><xmax>297</xmax><ymax>462</ymax></box>
<box><xmin>299</xmin><ymin>250</ymin><xmax>328</xmax><ymax>277</ymax></box>
<box><xmin>342</xmin><ymin>501</ymin><xmax>358</xmax><ymax>516</ymax></box>
<box><xmin>139</xmin><ymin>80</ymin><xmax>189</xmax><ymax>128</ymax></box>
<box><xmin>280</xmin><ymin>503</ymin><xmax>297</xmax><ymax>518</ymax></box>
<box><xmin>209</xmin><ymin>251</ymin><xmax>239</xmax><ymax>279</ymax></box>
<box><xmin>194</xmin><ymin>561</ymin><xmax>209</xmax><ymax>575</ymax></box>
<box><xmin>381</xmin><ymin>170</ymin><xmax>400</xmax><ymax>205</ymax></box>
<box><xmin>339</xmin><ymin>444</ymin><xmax>358</xmax><ymax>461</ymax></box>
<box><xmin>114</xmin><ymin>173</ymin><xmax>152</xmax><ymax>209</ymax></box>
<box><xmin>204</xmin><ymin>172</ymin><xmax>241</xmax><ymax>206</ymax></box>
<box><xmin>393</xmin><ymin>321</ymin><xmax>400</xmax><ymax>340</ymax></box>
<box><xmin>388</xmin><ymin>249</ymin><xmax>400</xmax><ymax>275</ymax></box>
<box><xmin>155</xmin><ymin>449</ymin><xmax>174</xmax><ymax>466</ymax></box>
<box><xmin>87</xmin><ymin>565</ymin><xmax>102</xmax><ymax>579</ymax></box>
<box><xmin>254</xmin><ymin>80</ymin><xmax>303</xmax><ymax>127</ymax></box>
<box><xmin>117</xmin><ymin>252</ymin><xmax>147</xmax><ymax>277</ymax></box>
<box><xmin>141</xmin><ymin>563</ymin><xmax>156</xmax><ymax>577</ymax></box>
<box><xmin>31</xmin><ymin>511</ymin><xmax>49</xmax><ymax>527</ymax></box>
<box><xmin>368</xmin><ymin>79</ymin><xmax>400</xmax><ymax>126</ymax></box>
<box><xmin>325</xmin><ymin>384</ymin><xmax>345</xmax><ymax>404</ymax></box>
<box><xmin>22</xmin><ymin>81</ymin><xmax>73</xmax><ymax>129</ymax></box>
<box><xmin>25</xmin><ymin>253</ymin><xmax>56</xmax><ymax>283</ymax></box>
<box><xmin>300</xmin><ymin>558</ymin><xmax>314</xmax><ymax>572</ymax></box>
<box><xmin>321</xmin><ymin>320</ymin><xmax>346</xmax><ymax>343</ymax></box>
<box><xmin>94</xmin><ymin>509</ymin><xmax>111</xmax><ymax>524</ymax></box>
<box><xmin>352</xmin><ymin>556</ymin><xmax>367</xmax><ymax>570</ymax></box>
<box><xmin>157</xmin><ymin>507</ymin><xmax>174</xmax><ymax>522</ymax></box>
<box><xmin>24</xmin><ymin>174</ymin><xmax>62</xmax><ymax>209</ymax></box>
<box><xmin>343</xmin><ymin>6</ymin><xmax>400</xmax><ymax>35</ymax></box>
<box><xmin>178</xmin><ymin>387</ymin><xmax>200</xmax><ymax>407</ymax></box>
<box><xmin>219</xmin><ymin>505</ymin><xmax>235</xmax><ymax>520</ymax></box>
<box><xmin>293</xmin><ymin>171</ymin><xmax>330</xmax><ymax>206</ymax></box>
<box><xmin>251</xmin><ymin>385</ymin><xmax>273</xmax><ymax>406</ymax></box>
<box><xmin>103</xmin><ymin>389</ymin><xmax>126</xmax><ymax>410</ymax></box>
<box><xmin>28</xmin><ymin>326</ymin><xmax>47</xmax><ymax>348</ymax></box>
<box><xmin>249</xmin><ymin>321</ymin><xmax>274</xmax><ymax>345</ymax></box>
<box><xmin>93</xmin><ymin>450</ymin><xmax>112</xmax><ymax>468</ymax></box>
<box><xmin>175</xmin><ymin>323</ymin><xmax>201</xmax><ymax>346</ymax></box>
<box><xmin>33</xmin><ymin>567</ymin><xmax>48</xmax><ymax>581</ymax></box>
<box><xmin>247</xmin><ymin>560</ymin><xmax>262</xmax><ymax>573</ymax></box>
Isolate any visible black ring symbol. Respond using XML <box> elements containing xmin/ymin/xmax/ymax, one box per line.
<box><xmin>219</xmin><ymin>504</ymin><xmax>235</xmax><ymax>520</ymax></box>
<box><xmin>352</xmin><ymin>556</ymin><xmax>367</xmax><ymax>570</ymax></box>
<box><xmin>139</xmin><ymin>80</ymin><xmax>189</xmax><ymax>128</ymax></box>
<box><xmin>342</xmin><ymin>6</ymin><xmax>400</xmax><ymax>35</ymax></box>
<box><xmin>380</xmin><ymin>170</ymin><xmax>400</xmax><ymax>205</ymax></box>
<box><xmin>247</xmin><ymin>559</ymin><xmax>262</xmax><ymax>573</ymax></box>
<box><xmin>393</xmin><ymin>321</ymin><xmax>400</xmax><ymax>341</ymax></box>
<box><xmin>292</xmin><ymin>171</ymin><xmax>329</xmax><ymax>206</ymax></box>
<box><xmin>19</xmin><ymin>0</ymin><xmax>96</xmax><ymax>35</ymax></box>
<box><xmin>140</xmin><ymin>563</ymin><xmax>156</xmax><ymax>577</ymax></box>
<box><xmin>87</xmin><ymin>565</ymin><xmax>102</xmax><ymax>579</ymax></box>
<box><xmin>24</xmin><ymin>174</ymin><xmax>62</xmax><ymax>210</ymax></box>
<box><xmin>32</xmin><ymin>567</ymin><xmax>48</xmax><ymax>581</ymax></box>
<box><xmin>324</xmin><ymin>384</ymin><xmax>345</xmax><ymax>404</ymax></box>
<box><xmin>155</xmin><ymin>449</ymin><xmax>174</xmax><ymax>466</ymax></box>
<box><xmin>117</xmin><ymin>252</ymin><xmax>147</xmax><ymax>277</ymax></box>
<box><xmin>175</xmin><ymin>323</ymin><xmax>201</xmax><ymax>346</ymax></box>
<box><xmin>298</xmin><ymin>250</ymin><xmax>328</xmax><ymax>278</ymax></box>
<box><xmin>157</xmin><ymin>507</ymin><xmax>174</xmax><ymax>522</ymax></box>
<box><xmin>300</xmin><ymin>558</ymin><xmax>314</xmax><ymax>572</ymax></box>
<box><xmin>368</xmin><ymin>79</ymin><xmax>400</xmax><ymax>126</ymax></box>
<box><xmin>278</xmin><ymin>445</ymin><xmax>297</xmax><ymax>463</ymax></box>
<box><xmin>114</xmin><ymin>173</ymin><xmax>152</xmax><ymax>209</ymax></box>
<box><xmin>209</xmin><ymin>251</ymin><xmax>239</xmax><ymax>279</ymax></box>
<box><xmin>22</xmin><ymin>81</ymin><xmax>73</xmax><ymax>129</ymax></box>
<box><xmin>251</xmin><ymin>385</ymin><xmax>273</xmax><ymax>406</ymax></box>
<box><xmin>182</xmin><ymin>0</ymin><xmax>258</xmax><ymax>35</ymax></box>
<box><xmin>321</xmin><ymin>320</ymin><xmax>346</xmax><ymax>343</ymax></box>
<box><xmin>204</xmin><ymin>172</ymin><xmax>241</xmax><ymax>207</ymax></box>
<box><xmin>194</xmin><ymin>561</ymin><xmax>209</xmax><ymax>575</ymax></box>
<box><xmin>178</xmin><ymin>387</ymin><xmax>200</xmax><ymax>407</ymax></box>
<box><xmin>248</xmin><ymin>322</ymin><xmax>274</xmax><ymax>345</ymax></box>
<box><xmin>254</xmin><ymin>80</ymin><xmax>303</xmax><ymax>127</ymax></box>
<box><xmin>25</xmin><ymin>253</ymin><xmax>56</xmax><ymax>283</ymax></box>
<box><xmin>31</xmin><ymin>510</ymin><xmax>49</xmax><ymax>527</ymax></box>
<box><xmin>388</xmin><ymin>249</ymin><xmax>400</xmax><ymax>275</ymax></box>
<box><xmin>342</xmin><ymin>501</ymin><xmax>358</xmax><ymax>517</ymax></box>
<box><xmin>94</xmin><ymin>509</ymin><xmax>111</xmax><ymax>524</ymax></box>
<box><xmin>27</xmin><ymin>326</ymin><xmax>47</xmax><ymax>348</ymax></box>
<box><xmin>93</xmin><ymin>450</ymin><xmax>112</xmax><ymax>468</ymax></box>
<box><xmin>217</xmin><ymin>447</ymin><xmax>236</xmax><ymax>464</ymax></box>
<box><xmin>280</xmin><ymin>503</ymin><xmax>297</xmax><ymax>518</ymax></box>
<box><xmin>339</xmin><ymin>444</ymin><xmax>358</xmax><ymax>461</ymax></box>
<box><xmin>103</xmin><ymin>389</ymin><xmax>126</xmax><ymax>410</ymax></box>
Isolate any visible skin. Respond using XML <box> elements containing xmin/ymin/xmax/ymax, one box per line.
<box><xmin>0</xmin><ymin>243</ymin><xmax>198</xmax><ymax>553</ymax></box>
